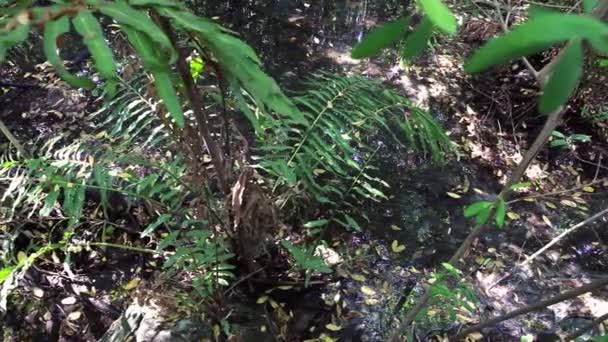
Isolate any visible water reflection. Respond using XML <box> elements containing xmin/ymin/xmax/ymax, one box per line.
<box><xmin>190</xmin><ymin>0</ymin><xmax>407</xmax><ymax>82</ymax></box>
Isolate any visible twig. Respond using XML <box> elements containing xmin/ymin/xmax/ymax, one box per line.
<box><xmin>565</xmin><ymin>311</ymin><xmax>608</xmax><ymax>340</ymax></box>
<box><xmin>520</xmin><ymin>206</ymin><xmax>608</xmax><ymax>266</ymax></box>
<box><xmin>89</xmin><ymin>242</ymin><xmax>163</xmax><ymax>255</ymax></box>
<box><xmin>492</xmin><ymin>0</ymin><xmax>539</xmax><ymax>80</ymax></box>
<box><xmin>507</xmin><ymin>177</ymin><xmax>608</xmax><ymax>204</ymax></box>
<box><xmin>450</xmin><ymin>277</ymin><xmax>608</xmax><ymax>340</ymax></box>
<box><xmin>222</xmin><ymin>266</ymin><xmax>267</xmax><ymax>296</ymax></box>
<box><xmin>0</xmin><ymin>118</ymin><xmax>29</xmax><ymax>157</ymax></box>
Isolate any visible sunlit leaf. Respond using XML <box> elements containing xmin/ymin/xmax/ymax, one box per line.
<box><xmin>417</xmin><ymin>0</ymin><xmax>457</xmax><ymax>34</ymax></box>
<box><xmin>326</xmin><ymin>323</ymin><xmax>342</xmax><ymax>331</ymax></box>
<box><xmin>303</xmin><ymin>219</ymin><xmax>330</xmax><ymax>228</ymax></box>
<box><xmin>391</xmin><ymin>240</ymin><xmax>406</xmax><ymax>253</ymax></box>
<box><xmin>0</xmin><ymin>267</ymin><xmax>15</xmax><ymax>284</ymax></box>
<box><xmin>351</xmin><ymin>274</ymin><xmax>366</xmax><ymax>282</ymax></box>
<box><xmin>351</xmin><ymin>16</ymin><xmax>411</xmax><ymax>58</ymax></box>
<box><xmin>446</xmin><ymin>192</ymin><xmax>462</xmax><ymax>199</ymax></box>
<box><xmin>561</xmin><ymin>199</ymin><xmax>578</xmax><ymax>207</ymax></box>
<box><xmin>507</xmin><ymin>211</ymin><xmax>520</xmax><ymax>220</ymax></box>
<box><xmin>361</xmin><ymin>286</ymin><xmax>376</xmax><ymax>296</ymax></box>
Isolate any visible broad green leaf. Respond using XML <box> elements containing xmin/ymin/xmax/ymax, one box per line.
<box><xmin>303</xmin><ymin>219</ymin><xmax>329</xmax><ymax>228</ymax></box>
<box><xmin>417</xmin><ymin>0</ymin><xmax>457</xmax><ymax>34</ymax></box>
<box><xmin>528</xmin><ymin>5</ymin><xmax>559</xmax><ymax>18</ymax></box>
<box><xmin>43</xmin><ymin>16</ymin><xmax>95</xmax><ymax>89</ymax></box>
<box><xmin>583</xmin><ymin>0</ymin><xmax>599</xmax><ymax>13</ymax></box>
<box><xmin>0</xmin><ymin>23</ymin><xmax>30</xmax><ymax>63</ymax></box>
<box><xmin>0</xmin><ymin>266</ymin><xmax>15</xmax><ymax>284</ymax></box>
<box><xmin>464</xmin><ymin>201</ymin><xmax>492</xmax><ymax>217</ymax></box>
<box><xmin>551</xmin><ymin>130</ymin><xmax>566</xmax><ymax>138</ymax></box>
<box><xmin>40</xmin><ymin>188</ymin><xmax>60</xmax><ymax>217</ymax></box>
<box><xmin>351</xmin><ymin>16</ymin><xmax>411</xmax><ymax>58</ymax></box>
<box><xmin>99</xmin><ymin>2</ymin><xmax>176</xmax><ymax>63</ymax></box>
<box><xmin>538</xmin><ymin>39</ymin><xmax>583</xmax><ymax>114</ymax></box>
<box><xmin>122</xmin><ymin>25</ymin><xmax>165</xmax><ymax>71</ymax></box>
<box><xmin>152</xmin><ymin>71</ymin><xmax>185</xmax><ymax>127</ymax></box>
<box><xmin>570</xmin><ymin>134</ymin><xmax>591</xmax><ymax>142</ymax></box>
<box><xmin>475</xmin><ymin>206</ymin><xmax>492</xmax><ymax>225</ymax></box>
<box><xmin>401</xmin><ymin>16</ymin><xmax>434</xmax><ymax>60</ymax></box>
<box><xmin>550</xmin><ymin>139</ymin><xmax>569</xmax><ymax>147</ymax></box>
<box><xmin>129</xmin><ymin>0</ymin><xmax>184</xmax><ymax>8</ymax></box>
<box><xmin>465</xmin><ymin>14</ymin><xmax>608</xmax><ymax>73</ymax></box>
<box><xmin>495</xmin><ymin>198</ymin><xmax>506</xmax><ymax>228</ymax></box>
<box><xmin>510</xmin><ymin>182</ymin><xmax>532</xmax><ymax>190</ymax></box>
<box><xmin>72</xmin><ymin>10</ymin><xmax>118</xmax><ymax>96</ymax></box>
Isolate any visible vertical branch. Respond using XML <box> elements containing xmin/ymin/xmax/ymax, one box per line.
<box><xmin>155</xmin><ymin>14</ymin><xmax>229</xmax><ymax>194</ymax></box>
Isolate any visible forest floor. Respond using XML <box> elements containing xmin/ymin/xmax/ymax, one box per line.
<box><xmin>2</xmin><ymin>3</ymin><xmax>608</xmax><ymax>342</ymax></box>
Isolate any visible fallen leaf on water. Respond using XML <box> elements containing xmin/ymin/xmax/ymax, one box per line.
<box><xmin>351</xmin><ymin>274</ymin><xmax>366</xmax><ymax>282</ymax></box>
<box><xmin>391</xmin><ymin>240</ymin><xmax>406</xmax><ymax>253</ymax></box>
<box><xmin>446</xmin><ymin>192</ymin><xmax>461</xmax><ymax>199</ymax></box>
<box><xmin>364</xmin><ymin>298</ymin><xmax>379</xmax><ymax>305</ymax></box>
<box><xmin>360</xmin><ymin>286</ymin><xmax>376</xmax><ymax>296</ymax></box>
<box><xmin>390</xmin><ymin>225</ymin><xmax>402</xmax><ymax>231</ymax></box>
<box><xmin>561</xmin><ymin>199</ymin><xmax>577</xmax><ymax>207</ymax></box>
<box><xmin>67</xmin><ymin>311</ymin><xmax>82</xmax><ymax>321</ymax></box>
<box><xmin>17</xmin><ymin>251</ymin><xmax>27</xmax><ymax>264</ymax></box>
<box><xmin>277</xmin><ymin>285</ymin><xmax>293</xmax><ymax>290</ymax></box>
<box><xmin>33</xmin><ymin>287</ymin><xmax>44</xmax><ymax>298</ymax></box>
<box><xmin>326</xmin><ymin>323</ymin><xmax>342</xmax><ymax>331</ymax></box>
<box><xmin>61</xmin><ymin>297</ymin><xmax>77</xmax><ymax>305</ymax></box>
<box><xmin>122</xmin><ymin>278</ymin><xmax>140</xmax><ymax>290</ymax></box>
<box><xmin>507</xmin><ymin>212</ymin><xmax>520</xmax><ymax>220</ymax></box>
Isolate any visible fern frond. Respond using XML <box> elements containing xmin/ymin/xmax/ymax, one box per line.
<box><xmin>256</xmin><ymin>72</ymin><xmax>452</xmax><ymax>230</ymax></box>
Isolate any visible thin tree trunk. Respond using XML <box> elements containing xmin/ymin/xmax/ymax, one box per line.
<box><xmin>155</xmin><ymin>14</ymin><xmax>229</xmax><ymax>194</ymax></box>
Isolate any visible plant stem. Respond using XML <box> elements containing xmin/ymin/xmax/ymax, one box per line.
<box><xmin>450</xmin><ymin>277</ymin><xmax>608</xmax><ymax>340</ymax></box>
<box><xmin>155</xmin><ymin>14</ymin><xmax>229</xmax><ymax>194</ymax></box>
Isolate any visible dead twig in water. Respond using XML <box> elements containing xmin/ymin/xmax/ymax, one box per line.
<box><xmin>565</xmin><ymin>311</ymin><xmax>608</xmax><ymax>341</ymax></box>
<box><xmin>450</xmin><ymin>277</ymin><xmax>608</xmax><ymax>340</ymax></box>
<box><xmin>521</xmin><ymin>206</ymin><xmax>608</xmax><ymax>266</ymax></box>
